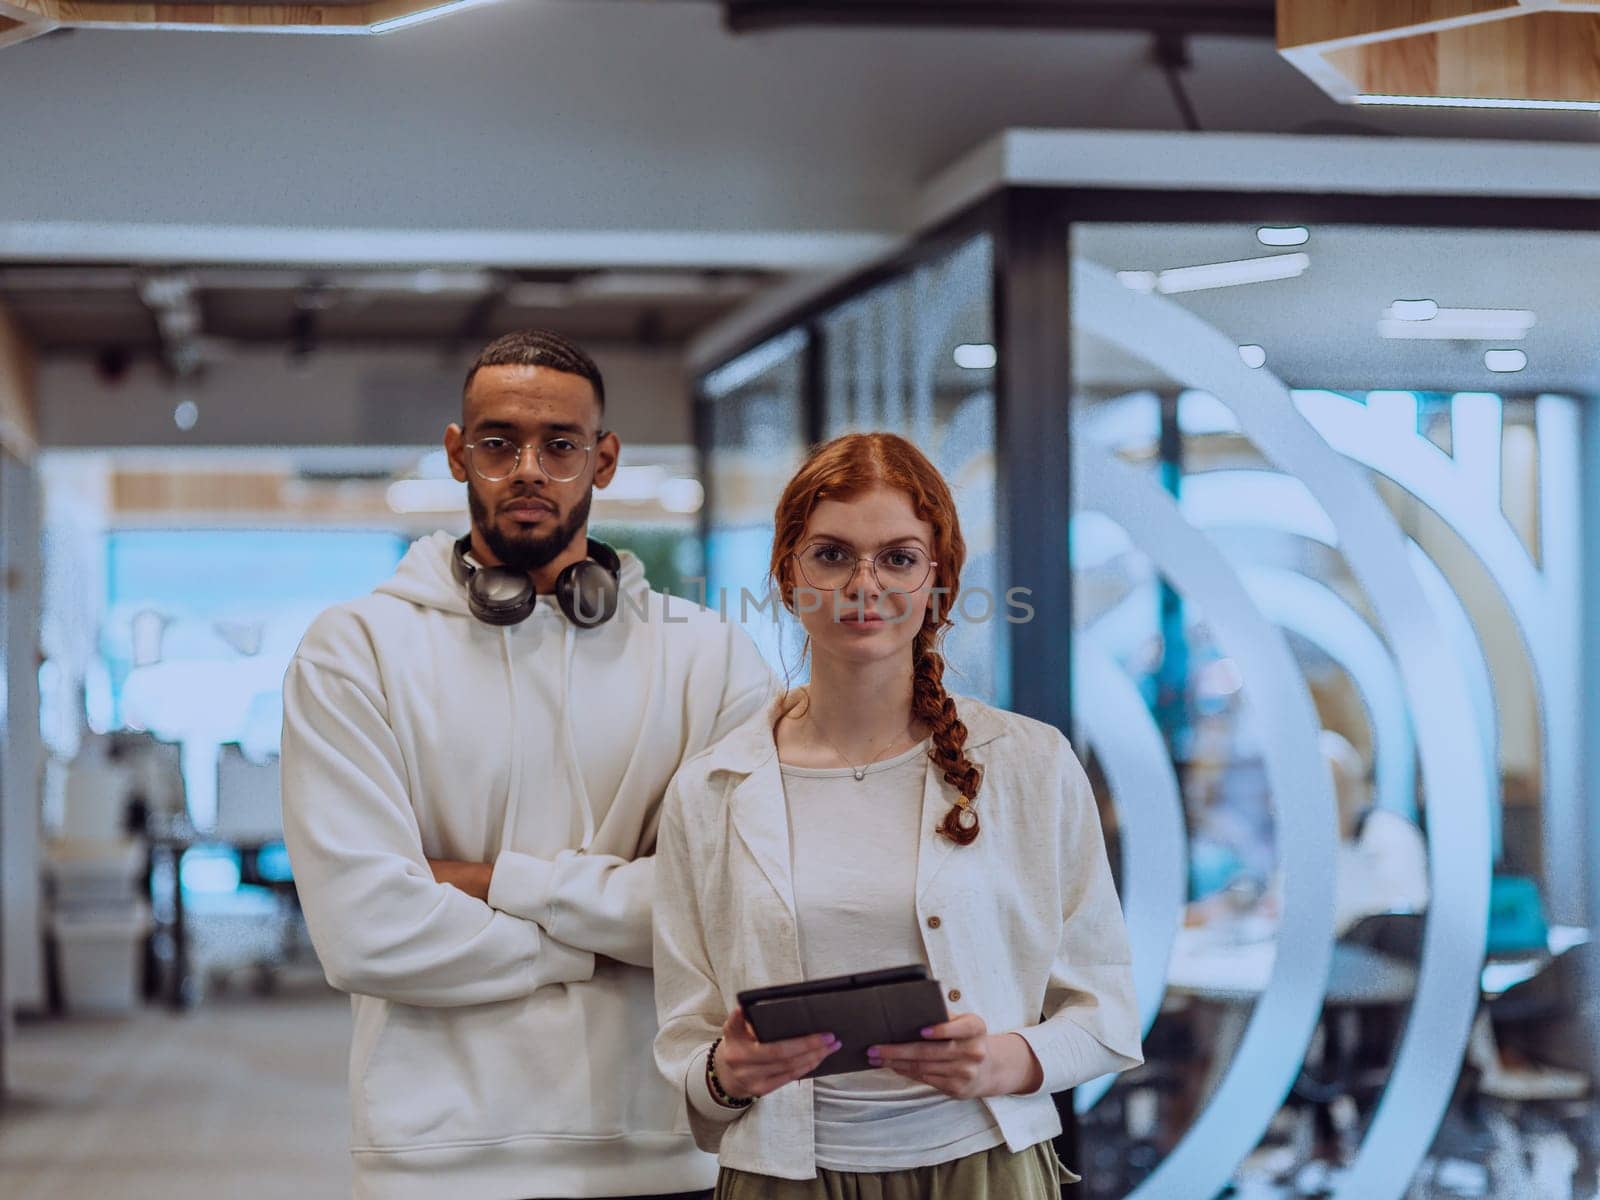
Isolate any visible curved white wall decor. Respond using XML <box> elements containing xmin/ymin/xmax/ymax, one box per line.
<box><xmin>1087</xmin><ymin>564</ymin><xmax>1418</xmax><ymax>824</ymax></box>
<box><xmin>1068</xmin><ymin>635</ymin><xmax>1188</xmax><ymax>1110</ymax></box>
<box><xmin>1179</xmin><ymin>467</ymin><xmax>1500</xmax><ymax>848</ymax></box>
<box><xmin>1073</xmin><ymin>443</ymin><xmax>1336</xmax><ymax>1199</ymax></box>
<box><xmin>1292</xmin><ymin>387</ymin><xmax>1581</xmax><ymax>922</ymax></box>
<box><xmin>1074</xmin><ymin>260</ymin><xmax>1492</xmax><ymax>1200</ymax></box>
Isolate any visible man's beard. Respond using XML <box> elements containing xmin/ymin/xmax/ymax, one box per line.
<box><xmin>469</xmin><ymin>484</ymin><xmax>594</xmax><ymax>575</ymax></box>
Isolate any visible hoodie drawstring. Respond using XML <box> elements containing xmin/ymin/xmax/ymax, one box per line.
<box><xmin>560</xmin><ymin>620</ymin><xmax>597</xmax><ymax>852</ymax></box>
<box><xmin>498</xmin><ymin>626</ymin><xmax>522</xmax><ymax>856</ymax></box>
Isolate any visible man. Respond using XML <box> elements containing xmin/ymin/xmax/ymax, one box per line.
<box><xmin>281</xmin><ymin>330</ymin><xmax>775</xmax><ymax>1200</ymax></box>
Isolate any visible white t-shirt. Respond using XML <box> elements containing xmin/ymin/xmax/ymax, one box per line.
<box><xmin>780</xmin><ymin>738</ymin><xmax>1006</xmax><ymax>1172</ymax></box>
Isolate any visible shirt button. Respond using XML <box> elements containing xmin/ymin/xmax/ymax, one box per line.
<box><xmin>926</xmin><ymin>916</ymin><xmax>942</xmax><ymax>929</ymax></box>
<box><xmin>948</xmin><ymin>988</ymin><xmax>962</xmax><ymax>1003</ymax></box>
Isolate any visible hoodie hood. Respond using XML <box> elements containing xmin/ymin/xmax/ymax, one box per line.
<box><xmin>374</xmin><ymin>529</ymin><xmax>651</xmax><ymax>854</ymax></box>
<box><xmin>376</xmin><ymin>529</ymin><xmax>649</xmax><ymax>617</ymax></box>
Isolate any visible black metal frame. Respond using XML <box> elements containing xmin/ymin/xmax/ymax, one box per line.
<box><xmin>992</xmin><ymin>190</ymin><xmax>1075</xmax><ymax>733</ymax></box>
<box><xmin>724</xmin><ymin>0</ymin><xmax>1276</xmax><ymax>37</ymax></box>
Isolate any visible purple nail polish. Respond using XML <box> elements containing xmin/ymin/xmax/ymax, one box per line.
<box><xmin>920</xmin><ymin>1027</ymin><xmax>935</xmax><ymax>1038</ymax></box>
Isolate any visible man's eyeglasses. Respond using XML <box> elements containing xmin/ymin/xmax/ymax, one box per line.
<box><xmin>461</xmin><ymin>434</ymin><xmax>603</xmax><ymax>483</ymax></box>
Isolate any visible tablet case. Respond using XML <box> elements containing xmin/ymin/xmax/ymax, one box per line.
<box><xmin>738</xmin><ymin>965</ymin><xmax>951</xmax><ymax>1078</ymax></box>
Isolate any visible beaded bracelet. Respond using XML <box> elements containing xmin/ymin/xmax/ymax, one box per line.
<box><xmin>706</xmin><ymin>1036</ymin><xmax>755</xmax><ymax>1109</ymax></box>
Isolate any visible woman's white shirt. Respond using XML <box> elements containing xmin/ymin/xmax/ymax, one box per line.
<box><xmin>652</xmin><ymin>692</ymin><xmax>1144</xmax><ymax>1182</ymax></box>
<box><xmin>780</xmin><ymin>739</ymin><xmax>1005</xmax><ymax>1171</ymax></box>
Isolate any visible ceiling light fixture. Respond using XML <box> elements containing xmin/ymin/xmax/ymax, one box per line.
<box><xmin>1484</xmin><ymin>349</ymin><xmax>1528</xmax><ymax>373</ymax></box>
<box><xmin>1379</xmin><ymin>307</ymin><xmax>1536</xmax><ymax>341</ymax></box>
<box><xmin>658</xmin><ymin>478</ymin><xmax>705</xmax><ymax>515</ymax></box>
<box><xmin>1256</xmin><ymin>227</ymin><xmax>1310</xmax><ymax>247</ymax></box>
<box><xmin>953</xmin><ymin>344</ymin><xmax>997</xmax><ymax>370</ymax></box>
<box><xmin>574</xmin><ymin>272</ymin><xmax>724</xmax><ymax>301</ymax></box>
<box><xmin>1389</xmin><ymin>299</ymin><xmax>1439</xmax><ymax>322</ymax></box>
<box><xmin>370</xmin><ymin>0</ymin><xmax>502</xmax><ymax>33</ymax></box>
<box><xmin>1148</xmin><ymin>252</ymin><xmax>1310</xmax><ymax>295</ymax></box>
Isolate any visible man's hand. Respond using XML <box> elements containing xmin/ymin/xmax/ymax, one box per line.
<box><xmin>428</xmin><ymin>859</ymin><xmax>493</xmax><ymax>903</ymax></box>
<box><xmin>868</xmin><ymin>1013</ymin><xmax>1045</xmax><ymax>1099</ymax></box>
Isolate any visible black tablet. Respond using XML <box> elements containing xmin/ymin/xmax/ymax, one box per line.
<box><xmin>737</xmin><ymin>964</ymin><xmax>951</xmax><ymax>1078</ymax></box>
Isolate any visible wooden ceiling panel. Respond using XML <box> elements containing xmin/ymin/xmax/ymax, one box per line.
<box><xmin>0</xmin><ymin>0</ymin><xmax>478</xmax><ymax>45</ymax></box>
<box><xmin>1279</xmin><ymin>0</ymin><xmax>1600</xmax><ymax>107</ymax></box>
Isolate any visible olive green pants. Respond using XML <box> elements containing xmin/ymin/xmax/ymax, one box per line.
<box><xmin>713</xmin><ymin>1141</ymin><xmax>1074</xmax><ymax>1200</ymax></box>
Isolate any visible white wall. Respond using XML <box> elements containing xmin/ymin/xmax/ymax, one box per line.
<box><xmin>38</xmin><ymin>343</ymin><xmax>691</xmax><ymax>450</ymax></box>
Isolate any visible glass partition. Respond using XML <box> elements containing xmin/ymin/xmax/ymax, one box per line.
<box><xmin>816</xmin><ymin>235</ymin><xmax>1005</xmax><ymax>705</ymax></box>
<box><xmin>700</xmin><ymin>329</ymin><xmax>809</xmax><ymax>673</ymax></box>
<box><xmin>697</xmin><ymin>196</ymin><xmax>1595</xmax><ymax>1200</ymax></box>
<box><xmin>1069</xmin><ymin>219</ymin><xmax>1586</xmax><ymax>1199</ymax></box>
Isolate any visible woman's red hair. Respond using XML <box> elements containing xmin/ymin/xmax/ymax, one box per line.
<box><xmin>769</xmin><ymin>432</ymin><xmax>982</xmax><ymax>844</ymax></box>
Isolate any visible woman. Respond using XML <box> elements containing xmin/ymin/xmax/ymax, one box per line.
<box><xmin>654</xmin><ymin>432</ymin><xmax>1143</xmax><ymax>1198</ymax></box>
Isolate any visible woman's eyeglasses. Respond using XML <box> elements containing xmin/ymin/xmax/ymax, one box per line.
<box><xmin>792</xmin><ymin>542</ymin><xmax>936</xmax><ymax>593</ymax></box>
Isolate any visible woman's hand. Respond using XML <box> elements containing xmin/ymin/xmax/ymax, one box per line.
<box><xmin>868</xmin><ymin>1013</ymin><xmax>1045</xmax><ymax>1099</ymax></box>
<box><xmin>711</xmin><ymin>1007</ymin><xmax>838</xmax><ymax>1100</ymax></box>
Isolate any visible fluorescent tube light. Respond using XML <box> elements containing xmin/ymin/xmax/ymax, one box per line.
<box><xmin>1256</xmin><ymin>227</ymin><xmax>1309</xmax><ymax>247</ymax></box>
<box><xmin>1354</xmin><ymin>94</ymin><xmax>1600</xmax><ymax>112</ymax></box>
<box><xmin>371</xmin><ymin>0</ymin><xmax>501</xmax><ymax>34</ymax></box>
<box><xmin>1379</xmin><ymin>307</ymin><xmax>1536</xmax><ymax>341</ymax></box>
<box><xmin>1154</xmin><ymin>253</ymin><xmax>1309</xmax><ymax>295</ymax></box>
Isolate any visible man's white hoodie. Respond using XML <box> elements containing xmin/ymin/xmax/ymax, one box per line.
<box><xmin>280</xmin><ymin>531</ymin><xmax>775</xmax><ymax>1200</ymax></box>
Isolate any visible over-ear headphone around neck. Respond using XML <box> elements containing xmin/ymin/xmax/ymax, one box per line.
<box><xmin>451</xmin><ymin>534</ymin><xmax>622</xmax><ymax>628</ymax></box>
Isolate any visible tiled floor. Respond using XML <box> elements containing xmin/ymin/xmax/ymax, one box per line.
<box><xmin>1409</xmin><ymin>1094</ymin><xmax>1600</xmax><ymax>1200</ymax></box>
<box><xmin>0</xmin><ymin>988</ymin><xmax>351</xmax><ymax>1200</ymax></box>
<box><xmin>4</xmin><ymin>983</ymin><xmax>1596</xmax><ymax>1199</ymax></box>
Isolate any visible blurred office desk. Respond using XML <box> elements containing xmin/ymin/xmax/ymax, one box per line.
<box><xmin>1166</xmin><ymin>920</ymin><xmax>1590</xmax><ymax>1004</ymax></box>
<box><xmin>1480</xmin><ymin>925</ymin><xmax>1589</xmax><ymax>999</ymax></box>
<box><xmin>1166</xmin><ymin>919</ymin><xmax>1417</xmax><ymax>1111</ymax></box>
<box><xmin>1473</xmin><ymin>925</ymin><xmax>1591</xmax><ymax>1104</ymax></box>
<box><xmin>1166</xmin><ymin>923</ymin><xmax>1275</xmax><ymax>1004</ymax></box>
